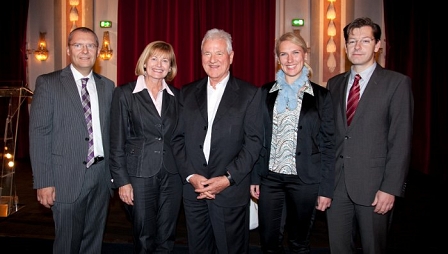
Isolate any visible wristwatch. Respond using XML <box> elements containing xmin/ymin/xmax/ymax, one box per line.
<box><xmin>224</xmin><ymin>171</ymin><xmax>235</xmax><ymax>186</ymax></box>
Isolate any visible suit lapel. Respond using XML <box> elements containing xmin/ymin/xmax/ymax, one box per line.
<box><xmin>339</xmin><ymin>74</ymin><xmax>351</xmax><ymax>128</ymax></box>
<box><xmin>61</xmin><ymin>67</ymin><xmax>88</xmax><ymax>131</ymax></box>
<box><xmin>93</xmin><ymin>73</ymin><xmax>108</xmax><ymax>134</ymax></box>
<box><xmin>300</xmin><ymin>91</ymin><xmax>314</xmax><ymax>116</ymax></box>
<box><xmin>266</xmin><ymin>87</ymin><xmax>277</xmax><ymax>122</ymax></box>
<box><xmin>213</xmin><ymin>77</ymin><xmax>239</xmax><ymax>124</ymax></box>
<box><xmin>161</xmin><ymin>90</ymin><xmax>169</xmax><ymax>115</ymax></box>
<box><xmin>349</xmin><ymin>65</ymin><xmax>381</xmax><ymax>127</ymax></box>
<box><xmin>136</xmin><ymin>90</ymin><xmax>161</xmax><ymax>118</ymax></box>
<box><xmin>194</xmin><ymin>79</ymin><xmax>208</xmax><ymax>123</ymax></box>
<box><xmin>159</xmin><ymin>90</ymin><xmax>174</xmax><ymax>123</ymax></box>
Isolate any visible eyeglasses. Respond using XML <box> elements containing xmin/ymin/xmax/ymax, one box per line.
<box><xmin>69</xmin><ymin>43</ymin><xmax>98</xmax><ymax>51</ymax></box>
<box><xmin>346</xmin><ymin>38</ymin><xmax>376</xmax><ymax>47</ymax></box>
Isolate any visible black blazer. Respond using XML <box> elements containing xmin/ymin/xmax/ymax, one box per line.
<box><xmin>109</xmin><ymin>81</ymin><xmax>179</xmax><ymax>188</ymax></box>
<box><xmin>172</xmin><ymin>75</ymin><xmax>263</xmax><ymax>207</ymax></box>
<box><xmin>251</xmin><ymin>81</ymin><xmax>336</xmax><ymax>198</ymax></box>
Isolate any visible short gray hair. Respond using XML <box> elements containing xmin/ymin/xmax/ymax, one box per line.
<box><xmin>201</xmin><ymin>28</ymin><xmax>233</xmax><ymax>54</ymax></box>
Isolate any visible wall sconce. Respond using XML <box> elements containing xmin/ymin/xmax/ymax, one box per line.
<box><xmin>34</xmin><ymin>32</ymin><xmax>49</xmax><ymax>61</ymax></box>
<box><xmin>100</xmin><ymin>31</ymin><xmax>113</xmax><ymax>60</ymax></box>
<box><xmin>69</xmin><ymin>0</ymin><xmax>79</xmax><ymax>5</ymax></box>
<box><xmin>326</xmin><ymin>0</ymin><xmax>337</xmax><ymax>73</ymax></box>
<box><xmin>69</xmin><ymin>0</ymin><xmax>79</xmax><ymax>31</ymax></box>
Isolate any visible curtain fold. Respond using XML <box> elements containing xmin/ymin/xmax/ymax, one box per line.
<box><xmin>117</xmin><ymin>0</ymin><xmax>276</xmax><ymax>88</ymax></box>
<box><xmin>384</xmin><ymin>1</ymin><xmax>445</xmax><ymax>178</ymax></box>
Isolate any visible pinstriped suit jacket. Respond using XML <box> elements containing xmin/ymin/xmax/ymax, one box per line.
<box><xmin>29</xmin><ymin>65</ymin><xmax>115</xmax><ymax>203</ymax></box>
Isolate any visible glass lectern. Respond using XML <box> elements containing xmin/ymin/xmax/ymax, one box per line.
<box><xmin>0</xmin><ymin>86</ymin><xmax>33</xmax><ymax>217</ymax></box>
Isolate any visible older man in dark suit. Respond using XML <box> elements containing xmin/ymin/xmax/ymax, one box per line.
<box><xmin>29</xmin><ymin>27</ymin><xmax>115</xmax><ymax>254</ymax></box>
<box><xmin>326</xmin><ymin>17</ymin><xmax>414</xmax><ymax>254</ymax></box>
<box><xmin>172</xmin><ymin>28</ymin><xmax>263</xmax><ymax>254</ymax></box>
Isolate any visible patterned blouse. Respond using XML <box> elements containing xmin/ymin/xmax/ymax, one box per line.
<box><xmin>268</xmin><ymin>82</ymin><xmax>314</xmax><ymax>175</ymax></box>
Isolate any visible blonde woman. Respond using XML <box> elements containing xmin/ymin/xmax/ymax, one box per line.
<box><xmin>251</xmin><ymin>32</ymin><xmax>335</xmax><ymax>253</ymax></box>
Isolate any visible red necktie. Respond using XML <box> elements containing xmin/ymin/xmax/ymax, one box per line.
<box><xmin>346</xmin><ymin>74</ymin><xmax>361</xmax><ymax>126</ymax></box>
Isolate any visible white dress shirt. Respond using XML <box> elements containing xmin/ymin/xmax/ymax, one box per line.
<box><xmin>203</xmin><ymin>73</ymin><xmax>229</xmax><ymax>163</ymax></box>
<box><xmin>71</xmin><ymin>65</ymin><xmax>104</xmax><ymax>157</ymax></box>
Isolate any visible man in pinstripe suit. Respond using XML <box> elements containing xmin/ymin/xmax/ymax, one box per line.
<box><xmin>29</xmin><ymin>27</ymin><xmax>115</xmax><ymax>254</ymax></box>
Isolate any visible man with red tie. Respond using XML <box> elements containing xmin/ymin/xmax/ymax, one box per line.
<box><xmin>326</xmin><ymin>17</ymin><xmax>414</xmax><ymax>254</ymax></box>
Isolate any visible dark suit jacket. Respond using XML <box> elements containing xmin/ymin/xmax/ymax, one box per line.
<box><xmin>251</xmin><ymin>81</ymin><xmax>336</xmax><ymax>198</ymax></box>
<box><xmin>109</xmin><ymin>81</ymin><xmax>179</xmax><ymax>188</ymax></box>
<box><xmin>327</xmin><ymin>64</ymin><xmax>414</xmax><ymax>205</ymax></box>
<box><xmin>29</xmin><ymin>65</ymin><xmax>115</xmax><ymax>203</ymax></box>
<box><xmin>172</xmin><ymin>75</ymin><xmax>263</xmax><ymax>207</ymax></box>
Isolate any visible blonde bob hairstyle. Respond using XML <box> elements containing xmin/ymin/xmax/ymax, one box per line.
<box><xmin>135</xmin><ymin>41</ymin><xmax>178</xmax><ymax>82</ymax></box>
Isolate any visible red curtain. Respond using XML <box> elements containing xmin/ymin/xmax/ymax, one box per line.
<box><xmin>384</xmin><ymin>1</ymin><xmax>446</xmax><ymax>178</ymax></box>
<box><xmin>117</xmin><ymin>0</ymin><xmax>276</xmax><ymax>88</ymax></box>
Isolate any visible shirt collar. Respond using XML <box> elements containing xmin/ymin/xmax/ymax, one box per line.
<box><xmin>70</xmin><ymin>64</ymin><xmax>93</xmax><ymax>81</ymax></box>
<box><xmin>270</xmin><ymin>81</ymin><xmax>314</xmax><ymax>96</ymax></box>
<box><xmin>350</xmin><ymin>62</ymin><xmax>376</xmax><ymax>81</ymax></box>
<box><xmin>207</xmin><ymin>72</ymin><xmax>230</xmax><ymax>89</ymax></box>
<box><xmin>133</xmin><ymin>75</ymin><xmax>174</xmax><ymax>96</ymax></box>
<box><xmin>302</xmin><ymin>82</ymin><xmax>314</xmax><ymax>96</ymax></box>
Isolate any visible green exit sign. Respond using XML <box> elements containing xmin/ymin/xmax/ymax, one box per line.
<box><xmin>100</xmin><ymin>20</ymin><xmax>112</xmax><ymax>28</ymax></box>
<box><xmin>292</xmin><ymin>19</ymin><xmax>304</xmax><ymax>27</ymax></box>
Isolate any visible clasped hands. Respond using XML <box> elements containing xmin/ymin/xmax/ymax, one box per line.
<box><xmin>190</xmin><ymin>174</ymin><xmax>230</xmax><ymax>200</ymax></box>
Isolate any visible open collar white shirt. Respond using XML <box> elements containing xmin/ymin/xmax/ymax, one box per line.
<box><xmin>203</xmin><ymin>72</ymin><xmax>230</xmax><ymax>163</ymax></box>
